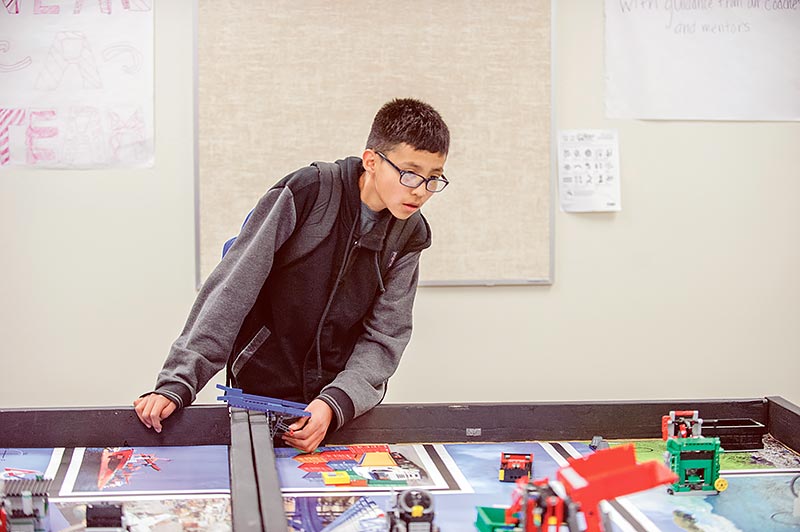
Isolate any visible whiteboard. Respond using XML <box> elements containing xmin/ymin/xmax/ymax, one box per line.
<box><xmin>197</xmin><ymin>0</ymin><xmax>552</xmax><ymax>285</ymax></box>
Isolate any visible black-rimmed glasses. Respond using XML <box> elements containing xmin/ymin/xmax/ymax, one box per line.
<box><xmin>376</xmin><ymin>151</ymin><xmax>449</xmax><ymax>193</ymax></box>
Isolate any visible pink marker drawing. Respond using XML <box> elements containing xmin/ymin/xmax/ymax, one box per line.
<box><xmin>0</xmin><ymin>108</ymin><xmax>26</xmax><ymax>167</ymax></box>
<box><xmin>0</xmin><ymin>41</ymin><xmax>32</xmax><ymax>72</ymax></box>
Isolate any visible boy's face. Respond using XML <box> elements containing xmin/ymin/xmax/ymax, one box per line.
<box><xmin>361</xmin><ymin>143</ymin><xmax>447</xmax><ymax>220</ymax></box>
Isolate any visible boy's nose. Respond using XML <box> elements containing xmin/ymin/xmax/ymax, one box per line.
<box><xmin>412</xmin><ymin>185</ymin><xmax>429</xmax><ymax>198</ymax></box>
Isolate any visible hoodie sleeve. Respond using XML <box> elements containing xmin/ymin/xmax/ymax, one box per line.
<box><xmin>152</xmin><ymin>185</ymin><xmax>299</xmax><ymax>408</ymax></box>
<box><xmin>318</xmin><ymin>249</ymin><xmax>423</xmax><ymax>429</ymax></box>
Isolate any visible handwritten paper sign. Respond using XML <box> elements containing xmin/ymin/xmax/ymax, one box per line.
<box><xmin>605</xmin><ymin>0</ymin><xmax>800</xmax><ymax>120</ymax></box>
<box><xmin>0</xmin><ymin>1</ymin><xmax>153</xmax><ymax>169</ymax></box>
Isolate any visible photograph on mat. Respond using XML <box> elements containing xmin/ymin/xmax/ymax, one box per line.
<box><xmin>0</xmin><ymin>447</ymin><xmax>64</xmax><ymax>480</ymax></box>
<box><xmin>440</xmin><ymin>441</ymin><xmax>593</xmax><ymax>496</ymax></box>
<box><xmin>52</xmin><ymin>496</ymin><xmax>231</xmax><ymax>531</ymax></box>
<box><xmin>275</xmin><ymin>444</ymin><xmax>465</xmax><ymax>494</ymax></box>
<box><xmin>59</xmin><ymin>446</ymin><xmax>230</xmax><ymax>496</ymax></box>
<box><xmin>284</xmin><ymin>494</ymin><xmax>389</xmax><ymax>532</ymax></box>
<box><xmin>624</xmin><ymin>473</ymin><xmax>800</xmax><ymax>532</ymax></box>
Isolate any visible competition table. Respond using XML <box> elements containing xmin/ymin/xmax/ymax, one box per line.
<box><xmin>1</xmin><ymin>396</ymin><xmax>799</xmax><ymax>531</ymax></box>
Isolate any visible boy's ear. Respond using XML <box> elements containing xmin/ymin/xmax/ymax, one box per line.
<box><xmin>362</xmin><ymin>149</ymin><xmax>379</xmax><ymax>174</ymax></box>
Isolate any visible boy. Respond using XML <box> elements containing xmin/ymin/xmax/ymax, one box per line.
<box><xmin>134</xmin><ymin>98</ymin><xmax>450</xmax><ymax>452</ymax></box>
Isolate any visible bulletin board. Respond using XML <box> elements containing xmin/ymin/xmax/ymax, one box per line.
<box><xmin>197</xmin><ymin>0</ymin><xmax>552</xmax><ymax>285</ymax></box>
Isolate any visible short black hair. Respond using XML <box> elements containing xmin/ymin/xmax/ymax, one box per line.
<box><xmin>366</xmin><ymin>98</ymin><xmax>450</xmax><ymax>156</ymax></box>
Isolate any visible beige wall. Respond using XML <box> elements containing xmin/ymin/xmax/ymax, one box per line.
<box><xmin>0</xmin><ymin>1</ymin><xmax>199</xmax><ymax>407</ymax></box>
<box><xmin>1</xmin><ymin>1</ymin><xmax>797</xmax><ymax>410</ymax></box>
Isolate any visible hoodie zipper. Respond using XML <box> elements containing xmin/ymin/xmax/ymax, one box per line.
<box><xmin>374</xmin><ymin>253</ymin><xmax>385</xmax><ymax>293</ymax></box>
<box><xmin>312</xmin><ymin>214</ymin><xmax>360</xmax><ymax>379</ymax></box>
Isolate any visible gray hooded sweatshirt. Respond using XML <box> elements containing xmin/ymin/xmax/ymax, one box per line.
<box><xmin>152</xmin><ymin>157</ymin><xmax>431</xmax><ymax>430</ymax></box>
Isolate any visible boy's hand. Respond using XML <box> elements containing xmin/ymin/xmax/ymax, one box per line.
<box><xmin>281</xmin><ymin>399</ymin><xmax>333</xmax><ymax>453</ymax></box>
<box><xmin>133</xmin><ymin>393</ymin><xmax>177</xmax><ymax>433</ymax></box>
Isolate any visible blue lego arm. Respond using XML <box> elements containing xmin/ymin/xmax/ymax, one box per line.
<box><xmin>216</xmin><ymin>384</ymin><xmax>311</xmax><ymax>418</ymax></box>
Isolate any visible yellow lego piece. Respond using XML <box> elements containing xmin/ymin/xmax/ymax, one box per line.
<box><xmin>322</xmin><ymin>471</ymin><xmax>351</xmax><ymax>485</ymax></box>
<box><xmin>359</xmin><ymin>452</ymin><xmax>397</xmax><ymax>467</ymax></box>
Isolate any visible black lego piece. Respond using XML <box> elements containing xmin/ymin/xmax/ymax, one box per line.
<box><xmin>702</xmin><ymin>418</ymin><xmax>767</xmax><ymax>450</ymax></box>
<box><xmin>86</xmin><ymin>503</ymin><xmax>125</xmax><ymax>529</ymax></box>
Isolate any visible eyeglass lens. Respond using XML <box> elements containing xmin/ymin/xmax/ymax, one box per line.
<box><xmin>377</xmin><ymin>151</ymin><xmax>448</xmax><ymax>193</ymax></box>
<box><xmin>399</xmin><ymin>173</ymin><xmax>447</xmax><ymax>192</ymax></box>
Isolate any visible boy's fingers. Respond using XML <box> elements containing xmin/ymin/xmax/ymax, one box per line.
<box><xmin>282</xmin><ymin>420</ymin><xmax>323</xmax><ymax>453</ymax></box>
<box><xmin>134</xmin><ymin>395</ymin><xmax>176</xmax><ymax>433</ymax></box>
<box><xmin>135</xmin><ymin>411</ymin><xmax>151</xmax><ymax>429</ymax></box>
<box><xmin>151</xmin><ymin>404</ymin><xmax>163</xmax><ymax>433</ymax></box>
<box><xmin>288</xmin><ymin>416</ymin><xmax>311</xmax><ymax>433</ymax></box>
<box><xmin>134</xmin><ymin>397</ymin><xmax>153</xmax><ymax>429</ymax></box>
<box><xmin>151</xmin><ymin>397</ymin><xmax>177</xmax><ymax>433</ymax></box>
<box><xmin>142</xmin><ymin>399</ymin><xmax>159</xmax><ymax>430</ymax></box>
<box><xmin>282</xmin><ymin>434</ymin><xmax>315</xmax><ymax>454</ymax></box>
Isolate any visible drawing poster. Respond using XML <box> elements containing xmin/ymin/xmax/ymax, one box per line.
<box><xmin>0</xmin><ymin>1</ymin><xmax>154</xmax><ymax>169</ymax></box>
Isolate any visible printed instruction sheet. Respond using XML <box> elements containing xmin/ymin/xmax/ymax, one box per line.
<box><xmin>557</xmin><ymin>129</ymin><xmax>621</xmax><ymax>213</ymax></box>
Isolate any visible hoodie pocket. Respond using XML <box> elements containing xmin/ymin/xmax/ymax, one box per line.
<box><xmin>231</xmin><ymin>326</ymin><xmax>271</xmax><ymax>376</ymax></box>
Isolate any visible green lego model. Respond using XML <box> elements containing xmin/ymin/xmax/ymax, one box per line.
<box><xmin>665</xmin><ymin>436</ymin><xmax>728</xmax><ymax>495</ymax></box>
